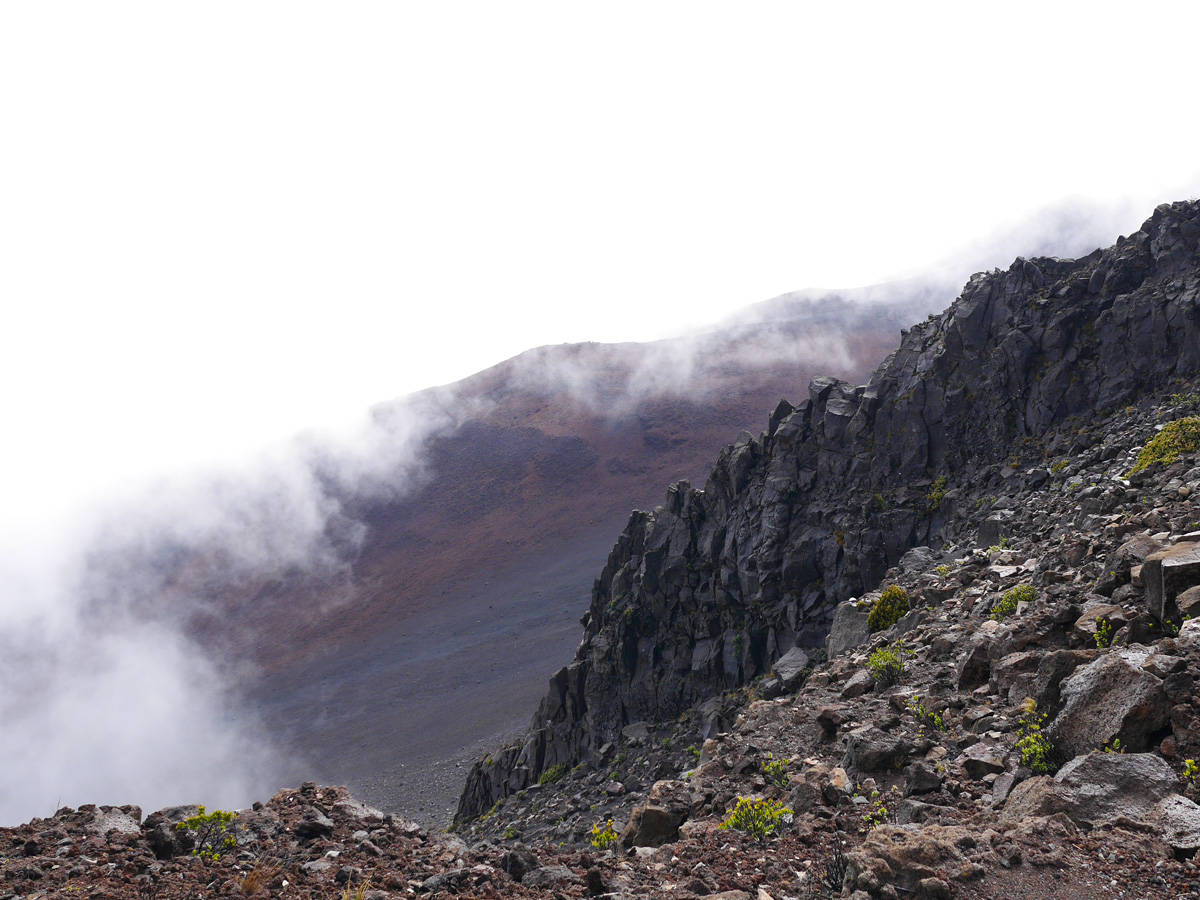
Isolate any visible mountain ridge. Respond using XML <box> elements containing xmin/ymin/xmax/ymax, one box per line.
<box><xmin>457</xmin><ymin>198</ymin><xmax>1200</xmax><ymax>821</ymax></box>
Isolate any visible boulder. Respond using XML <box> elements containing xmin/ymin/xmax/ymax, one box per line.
<box><xmin>960</xmin><ymin>743</ymin><xmax>1007</xmax><ymax>779</ymax></box>
<box><xmin>295</xmin><ymin>808</ymin><xmax>335</xmax><ymax>841</ymax></box>
<box><xmin>903</xmin><ymin>761</ymin><xmax>944</xmax><ymax>797</ymax></box>
<box><xmin>841</xmin><ymin>727</ymin><xmax>925</xmax><ymax>774</ymax></box>
<box><xmin>1072</xmin><ymin>604</ymin><xmax>1130</xmax><ymax>645</ymax></box>
<box><xmin>840</xmin><ymin>669</ymin><xmax>875</xmax><ymax>700</ymax></box>
<box><xmin>844</xmin><ymin>825</ymin><xmax>974</xmax><ymax>896</ymax></box>
<box><xmin>1030</xmin><ymin>649</ymin><xmax>1098</xmax><ymax>714</ymax></box>
<box><xmin>1049</xmin><ymin>650</ymin><xmax>1170</xmax><ymax>757</ymax></box>
<box><xmin>522</xmin><ymin>865</ymin><xmax>582</xmax><ymax>888</ymax></box>
<box><xmin>956</xmin><ymin>633</ymin><xmax>994</xmax><ymax>690</ymax></box>
<box><xmin>1000</xmin><ymin>753</ymin><xmax>1179</xmax><ymax>828</ymax></box>
<box><xmin>771</xmin><ymin>647</ymin><xmax>811</xmax><ymax>689</ymax></box>
<box><xmin>1151</xmin><ymin>794</ymin><xmax>1200</xmax><ymax>857</ymax></box>
<box><xmin>1144</xmin><ymin>542</ymin><xmax>1200</xmax><ymax>621</ymax></box>
<box><xmin>827</xmin><ymin>601</ymin><xmax>871</xmax><ymax>658</ymax></box>
<box><xmin>620</xmin><ymin>780</ymin><xmax>690</xmax><ymax>848</ymax></box>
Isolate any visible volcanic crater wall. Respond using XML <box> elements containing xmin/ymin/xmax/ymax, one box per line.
<box><xmin>457</xmin><ymin>200</ymin><xmax>1200</xmax><ymax>821</ymax></box>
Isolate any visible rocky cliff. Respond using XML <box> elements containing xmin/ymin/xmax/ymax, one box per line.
<box><xmin>458</xmin><ymin>199</ymin><xmax>1200</xmax><ymax>821</ymax></box>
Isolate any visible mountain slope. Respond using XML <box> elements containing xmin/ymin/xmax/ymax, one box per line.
<box><xmin>88</xmin><ymin>291</ymin><xmax>936</xmax><ymax>822</ymax></box>
<box><xmin>458</xmin><ymin>198</ymin><xmax>1200</xmax><ymax>820</ymax></box>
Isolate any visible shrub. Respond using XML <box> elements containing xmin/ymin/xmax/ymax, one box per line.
<box><xmin>718</xmin><ymin>797</ymin><xmax>792</xmax><ymax>844</ymax></box>
<box><xmin>991</xmin><ymin>583</ymin><xmax>1035</xmax><ymax>621</ymax></box>
<box><xmin>538</xmin><ymin>763</ymin><xmax>568</xmax><ymax>786</ymax></box>
<box><xmin>762</xmin><ymin>753</ymin><xmax>790</xmax><ymax>788</ymax></box>
<box><xmin>176</xmin><ymin>806</ymin><xmax>239</xmax><ymax>861</ymax></box>
<box><xmin>926</xmin><ymin>476</ymin><xmax>948</xmax><ymax>512</ymax></box>
<box><xmin>860</xmin><ymin>790</ymin><xmax>889</xmax><ymax>830</ymax></box>
<box><xmin>1128</xmin><ymin>416</ymin><xmax>1200</xmax><ymax>476</ymax></box>
<box><xmin>867</xmin><ymin>585</ymin><xmax>910</xmax><ymax>632</ymax></box>
<box><xmin>866</xmin><ymin>640</ymin><xmax>911</xmax><ymax>687</ymax></box>
<box><xmin>1016</xmin><ymin>698</ymin><xmax>1057</xmax><ymax>774</ymax></box>
<box><xmin>590</xmin><ymin>819</ymin><xmax>619</xmax><ymax>849</ymax></box>
<box><xmin>904</xmin><ymin>694</ymin><xmax>946</xmax><ymax>732</ymax></box>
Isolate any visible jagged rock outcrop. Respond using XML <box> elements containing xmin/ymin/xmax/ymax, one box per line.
<box><xmin>458</xmin><ymin>199</ymin><xmax>1200</xmax><ymax>821</ymax></box>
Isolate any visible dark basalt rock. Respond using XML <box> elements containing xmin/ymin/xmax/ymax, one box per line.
<box><xmin>458</xmin><ymin>199</ymin><xmax>1200</xmax><ymax>822</ymax></box>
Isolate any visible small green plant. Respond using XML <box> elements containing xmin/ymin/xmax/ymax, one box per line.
<box><xmin>538</xmin><ymin>763</ymin><xmax>568</xmax><ymax>786</ymax></box>
<box><xmin>866</xmin><ymin>639</ymin><xmax>912</xmax><ymax>687</ymax></box>
<box><xmin>481</xmin><ymin>798</ymin><xmax>503</xmax><ymax>819</ymax></box>
<box><xmin>1016</xmin><ymin>698</ymin><xmax>1057</xmax><ymax>775</ymax></box>
<box><xmin>867</xmin><ymin>585</ymin><xmax>910</xmax><ymax>632</ymax></box>
<box><xmin>1050</xmin><ymin>458</ymin><xmax>1070</xmax><ymax>474</ymax></box>
<box><xmin>1093</xmin><ymin>617</ymin><xmax>1115</xmax><ymax>649</ymax></box>
<box><xmin>905</xmin><ymin>694</ymin><xmax>946</xmax><ymax>732</ymax></box>
<box><xmin>1128</xmin><ymin>416</ymin><xmax>1200</xmax><ymax>476</ymax></box>
<box><xmin>991</xmin><ymin>583</ymin><xmax>1036</xmax><ymax>621</ymax></box>
<box><xmin>732</xmin><ymin>633</ymin><xmax>744</xmax><ymax>658</ymax></box>
<box><xmin>590</xmin><ymin>819</ymin><xmax>619</xmax><ymax>850</ymax></box>
<box><xmin>176</xmin><ymin>806</ymin><xmax>239</xmax><ymax>861</ymax></box>
<box><xmin>686</xmin><ymin>745</ymin><xmax>701</xmax><ymax>763</ymax></box>
<box><xmin>502</xmin><ymin>825</ymin><xmax>518</xmax><ymax>839</ymax></box>
<box><xmin>718</xmin><ymin>797</ymin><xmax>792</xmax><ymax>845</ymax></box>
<box><xmin>926</xmin><ymin>476</ymin><xmax>948</xmax><ymax>512</ymax></box>
<box><xmin>762</xmin><ymin>753</ymin><xmax>790</xmax><ymax>788</ymax></box>
<box><xmin>872</xmin><ymin>492</ymin><xmax>887</xmax><ymax>512</ymax></box>
<box><xmin>1102</xmin><ymin>737</ymin><xmax>1124</xmax><ymax>754</ymax></box>
<box><xmin>934</xmin><ymin>564</ymin><xmax>951</xmax><ymax>578</ymax></box>
<box><xmin>861</xmin><ymin>791</ymin><xmax>889</xmax><ymax>830</ymax></box>
<box><xmin>1184</xmin><ymin>758</ymin><xmax>1199</xmax><ymax>789</ymax></box>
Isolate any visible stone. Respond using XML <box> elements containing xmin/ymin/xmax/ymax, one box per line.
<box><xmin>1030</xmin><ymin>649</ymin><xmax>1098</xmax><ymax>714</ymax></box>
<box><xmin>903</xmin><ymin>761</ymin><xmax>944</xmax><ymax>796</ymax></box>
<box><xmin>827</xmin><ymin>601</ymin><xmax>871</xmax><ymax>658</ymax></box>
<box><xmin>956</xmin><ymin>634</ymin><xmax>993</xmax><ymax>690</ymax></box>
<box><xmin>960</xmin><ymin>743</ymin><xmax>1006</xmax><ymax>779</ymax></box>
<box><xmin>294</xmin><ymin>808</ymin><xmax>335</xmax><ymax>840</ymax></box>
<box><xmin>1151</xmin><ymin>794</ymin><xmax>1200</xmax><ymax>856</ymax></box>
<box><xmin>771</xmin><ymin>647</ymin><xmax>811</xmax><ymax>689</ymax></box>
<box><xmin>522</xmin><ymin>865</ymin><xmax>581</xmax><ymax>888</ymax></box>
<box><xmin>842</xmin><ymin>726</ymin><xmax>923</xmax><ymax>774</ymax></box>
<box><xmin>1049</xmin><ymin>650</ymin><xmax>1170</xmax><ymax>757</ymax></box>
<box><xmin>992</xmin><ymin>772</ymin><xmax>1016</xmax><ymax>802</ymax></box>
<box><xmin>1144</xmin><ymin>542</ymin><xmax>1200</xmax><ymax>621</ymax></box>
<box><xmin>501</xmin><ymin>849</ymin><xmax>539</xmax><ymax>882</ymax></box>
<box><xmin>1000</xmin><ymin>753</ymin><xmax>1179</xmax><ymax>828</ymax></box>
<box><xmin>841</xmin><ymin>669</ymin><xmax>875</xmax><ymax>699</ymax></box>
<box><xmin>1178</xmin><ymin>584</ymin><xmax>1200</xmax><ymax>619</ymax></box>
<box><xmin>979</xmin><ymin>513</ymin><xmax>1014</xmax><ymax>548</ymax></box>
<box><xmin>619</xmin><ymin>780</ymin><xmax>690</xmax><ymax>847</ymax></box>
<box><xmin>1072</xmin><ymin>604</ymin><xmax>1130</xmax><ymax>644</ymax></box>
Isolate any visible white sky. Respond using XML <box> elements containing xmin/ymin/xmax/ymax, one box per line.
<box><xmin>3</xmin><ymin>2</ymin><xmax>1200</xmax><ymax>535</ymax></box>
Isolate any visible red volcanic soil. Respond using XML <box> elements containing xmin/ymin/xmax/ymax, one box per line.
<box><xmin>185</xmin><ymin>293</ymin><xmax>942</xmax><ymax>823</ymax></box>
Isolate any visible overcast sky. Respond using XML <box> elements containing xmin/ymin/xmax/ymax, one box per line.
<box><xmin>3</xmin><ymin>2</ymin><xmax>1200</xmax><ymax>536</ymax></box>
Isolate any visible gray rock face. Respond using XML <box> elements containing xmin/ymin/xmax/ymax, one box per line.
<box><xmin>771</xmin><ymin>646</ymin><xmax>811</xmax><ymax>689</ymax></box>
<box><xmin>458</xmin><ymin>200</ymin><xmax>1200</xmax><ymax>821</ymax></box>
<box><xmin>1152</xmin><ymin>794</ymin><xmax>1200</xmax><ymax>856</ymax></box>
<box><xmin>1049</xmin><ymin>650</ymin><xmax>1170</xmax><ymax>757</ymax></box>
<box><xmin>827</xmin><ymin>602</ymin><xmax>871</xmax><ymax>658</ymax></box>
<box><xmin>1000</xmin><ymin>753</ymin><xmax>1180</xmax><ymax>828</ymax></box>
<box><xmin>1144</xmin><ymin>542</ymin><xmax>1200</xmax><ymax>621</ymax></box>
